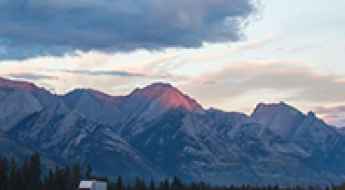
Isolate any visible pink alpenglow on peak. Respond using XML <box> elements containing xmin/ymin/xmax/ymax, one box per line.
<box><xmin>131</xmin><ymin>83</ymin><xmax>204</xmax><ymax>112</ymax></box>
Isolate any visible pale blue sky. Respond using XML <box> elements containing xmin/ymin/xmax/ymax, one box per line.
<box><xmin>244</xmin><ymin>0</ymin><xmax>345</xmax><ymax>73</ymax></box>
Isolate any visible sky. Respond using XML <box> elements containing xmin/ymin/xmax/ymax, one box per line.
<box><xmin>0</xmin><ymin>0</ymin><xmax>345</xmax><ymax>126</ymax></box>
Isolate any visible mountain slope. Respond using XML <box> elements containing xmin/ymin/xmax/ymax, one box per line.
<box><xmin>63</xmin><ymin>89</ymin><xmax>124</xmax><ymax>125</ymax></box>
<box><xmin>0</xmin><ymin>77</ymin><xmax>345</xmax><ymax>186</ymax></box>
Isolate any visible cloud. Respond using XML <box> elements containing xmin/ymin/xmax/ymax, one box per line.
<box><xmin>314</xmin><ymin>105</ymin><xmax>345</xmax><ymax>127</ymax></box>
<box><xmin>0</xmin><ymin>0</ymin><xmax>258</xmax><ymax>59</ymax></box>
<box><xmin>59</xmin><ymin>68</ymin><xmax>187</xmax><ymax>83</ymax></box>
<box><xmin>61</xmin><ymin>69</ymin><xmax>147</xmax><ymax>78</ymax></box>
<box><xmin>315</xmin><ymin>106</ymin><xmax>345</xmax><ymax>114</ymax></box>
<box><xmin>7</xmin><ymin>73</ymin><xmax>58</xmax><ymax>81</ymax></box>
<box><xmin>184</xmin><ymin>62</ymin><xmax>345</xmax><ymax>105</ymax></box>
<box><xmin>0</xmin><ymin>49</ymin><xmax>191</xmax><ymax>94</ymax></box>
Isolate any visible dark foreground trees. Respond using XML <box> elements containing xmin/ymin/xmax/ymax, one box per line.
<box><xmin>0</xmin><ymin>154</ymin><xmax>345</xmax><ymax>190</ymax></box>
<box><xmin>0</xmin><ymin>153</ymin><xmax>84</xmax><ymax>190</ymax></box>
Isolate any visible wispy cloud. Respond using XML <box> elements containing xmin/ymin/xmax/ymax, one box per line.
<box><xmin>315</xmin><ymin>106</ymin><xmax>345</xmax><ymax>114</ymax></box>
<box><xmin>7</xmin><ymin>73</ymin><xmax>58</xmax><ymax>81</ymax></box>
<box><xmin>61</xmin><ymin>69</ymin><xmax>147</xmax><ymax>78</ymax></box>
<box><xmin>314</xmin><ymin>105</ymin><xmax>345</xmax><ymax>127</ymax></box>
<box><xmin>184</xmin><ymin>61</ymin><xmax>345</xmax><ymax>105</ymax></box>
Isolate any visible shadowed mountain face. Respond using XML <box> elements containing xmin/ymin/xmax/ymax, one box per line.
<box><xmin>0</xmin><ymin>77</ymin><xmax>345</xmax><ymax>186</ymax></box>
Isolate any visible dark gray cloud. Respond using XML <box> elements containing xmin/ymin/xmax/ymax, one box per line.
<box><xmin>7</xmin><ymin>73</ymin><xmax>58</xmax><ymax>80</ymax></box>
<box><xmin>0</xmin><ymin>0</ymin><xmax>258</xmax><ymax>59</ymax></box>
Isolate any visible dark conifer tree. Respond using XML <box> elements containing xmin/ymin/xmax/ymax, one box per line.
<box><xmin>0</xmin><ymin>157</ymin><xmax>8</xmax><ymax>190</ymax></box>
<box><xmin>149</xmin><ymin>179</ymin><xmax>156</xmax><ymax>190</ymax></box>
<box><xmin>84</xmin><ymin>164</ymin><xmax>92</xmax><ymax>179</ymax></box>
<box><xmin>171</xmin><ymin>176</ymin><xmax>184</xmax><ymax>190</ymax></box>
<box><xmin>134</xmin><ymin>177</ymin><xmax>147</xmax><ymax>190</ymax></box>
<box><xmin>8</xmin><ymin>158</ymin><xmax>21</xmax><ymax>190</ymax></box>
<box><xmin>162</xmin><ymin>179</ymin><xmax>171</xmax><ymax>190</ymax></box>
<box><xmin>43</xmin><ymin>169</ymin><xmax>56</xmax><ymax>190</ymax></box>
<box><xmin>116</xmin><ymin>176</ymin><xmax>124</xmax><ymax>190</ymax></box>
<box><xmin>71</xmin><ymin>164</ymin><xmax>82</xmax><ymax>190</ymax></box>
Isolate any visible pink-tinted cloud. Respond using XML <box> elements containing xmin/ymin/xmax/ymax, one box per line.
<box><xmin>185</xmin><ymin>61</ymin><xmax>345</xmax><ymax>105</ymax></box>
<box><xmin>314</xmin><ymin>105</ymin><xmax>345</xmax><ymax>127</ymax></box>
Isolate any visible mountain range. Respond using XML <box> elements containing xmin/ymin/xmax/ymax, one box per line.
<box><xmin>0</xmin><ymin>77</ymin><xmax>345</xmax><ymax>186</ymax></box>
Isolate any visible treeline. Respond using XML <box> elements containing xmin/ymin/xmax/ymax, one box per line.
<box><xmin>110</xmin><ymin>177</ymin><xmax>344</xmax><ymax>190</ymax></box>
<box><xmin>1</xmin><ymin>154</ymin><xmax>345</xmax><ymax>190</ymax></box>
<box><xmin>0</xmin><ymin>153</ymin><xmax>90</xmax><ymax>190</ymax></box>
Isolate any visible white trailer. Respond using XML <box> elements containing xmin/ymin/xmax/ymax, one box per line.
<box><xmin>78</xmin><ymin>180</ymin><xmax>107</xmax><ymax>190</ymax></box>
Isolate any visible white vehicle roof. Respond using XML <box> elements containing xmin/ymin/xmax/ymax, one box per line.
<box><xmin>79</xmin><ymin>181</ymin><xmax>94</xmax><ymax>188</ymax></box>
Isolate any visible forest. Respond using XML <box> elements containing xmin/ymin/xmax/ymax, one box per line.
<box><xmin>0</xmin><ymin>154</ymin><xmax>344</xmax><ymax>190</ymax></box>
